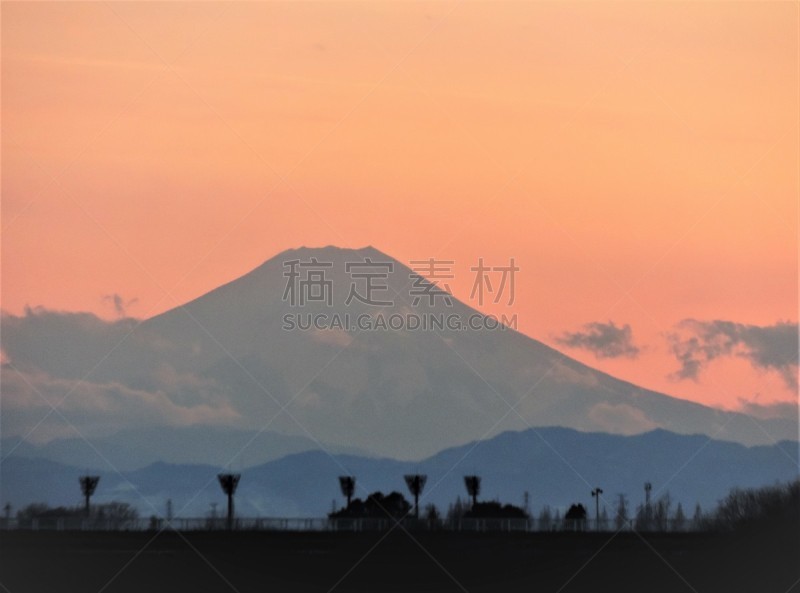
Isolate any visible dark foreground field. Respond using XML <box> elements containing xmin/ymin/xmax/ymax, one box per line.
<box><xmin>1</xmin><ymin>528</ymin><xmax>798</xmax><ymax>593</ymax></box>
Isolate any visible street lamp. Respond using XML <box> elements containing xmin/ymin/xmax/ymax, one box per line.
<box><xmin>404</xmin><ymin>474</ymin><xmax>427</xmax><ymax>519</ymax></box>
<box><xmin>591</xmin><ymin>487</ymin><xmax>604</xmax><ymax>531</ymax></box>
<box><xmin>79</xmin><ymin>476</ymin><xmax>100</xmax><ymax>518</ymax></box>
<box><xmin>217</xmin><ymin>473</ymin><xmax>241</xmax><ymax>530</ymax></box>
<box><xmin>464</xmin><ymin>476</ymin><xmax>481</xmax><ymax>508</ymax></box>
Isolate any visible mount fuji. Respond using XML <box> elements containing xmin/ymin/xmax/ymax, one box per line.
<box><xmin>2</xmin><ymin>246</ymin><xmax>796</xmax><ymax>467</ymax></box>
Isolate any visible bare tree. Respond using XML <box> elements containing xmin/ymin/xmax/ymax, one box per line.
<box><xmin>538</xmin><ymin>505</ymin><xmax>553</xmax><ymax>531</ymax></box>
<box><xmin>652</xmin><ymin>492</ymin><xmax>672</xmax><ymax>531</ymax></box>
<box><xmin>424</xmin><ymin>504</ymin><xmax>441</xmax><ymax>529</ymax></box>
<box><xmin>692</xmin><ymin>502</ymin><xmax>704</xmax><ymax>531</ymax></box>
<box><xmin>673</xmin><ymin>502</ymin><xmax>686</xmax><ymax>532</ymax></box>
<box><xmin>615</xmin><ymin>494</ymin><xmax>629</xmax><ymax>531</ymax></box>
<box><xmin>446</xmin><ymin>496</ymin><xmax>467</xmax><ymax>523</ymax></box>
<box><xmin>708</xmin><ymin>480</ymin><xmax>799</xmax><ymax>533</ymax></box>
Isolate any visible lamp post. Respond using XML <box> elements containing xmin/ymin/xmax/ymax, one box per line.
<box><xmin>464</xmin><ymin>475</ymin><xmax>481</xmax><ymax>508</ymax></box>
<box><xmin>79</xmin><ymin>476</ymin><xmax>100</xmax><ymax>518</ymax></box>
<box><xmin>404</xmin><ymin>474</ymin><xmax>427</xmax><ymax>519</ymax></box>
<box><xmin>338</xmin><ymin>476</ymin><xmax>355</xmax><ymax>509</ymax></box>
<box><xmin>217</xmin><ymin>473</ymin><xmax>241</xmax><ymax>530</ymax></box>
<box><xmin>591</xmin><ymin>487</ymin><xmax>604</xmax><ymax>531</ymax></box>
<box><xmin>644</xmin><ymin>482</ymin><xmax>652</xmax><ymax>530</ymax></box>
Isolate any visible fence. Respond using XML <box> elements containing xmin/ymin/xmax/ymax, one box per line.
<box><xmin>0</xmin><ymin>516</ymin><xmax>695</xmax><ymax>533</ymax></box>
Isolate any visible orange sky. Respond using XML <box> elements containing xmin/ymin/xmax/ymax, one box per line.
<box><xmin>2</xmin><ymin>2</ymin><xmax>798</xmax><ymax>412</ymax></box>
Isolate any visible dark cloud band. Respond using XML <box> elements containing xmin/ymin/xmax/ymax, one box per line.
<box><xmin>555</xmin><ymin>321</ymin><xmax>640</xmax><ymax>359</ymax></box>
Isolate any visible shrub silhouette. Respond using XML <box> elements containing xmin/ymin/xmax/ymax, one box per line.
<box><xmin>329</xmin><ymin>491</ymin><xmax>411</xmax><ymax>519</ymax></box>
<box><xmin>564</xmin><ymin>503</ymin><xmax>587</xmax><ymax>531</ymax></box>
<box><xmin>565</xmin><ymin>503</ymin><xmax>587</xmax><ymax>520</ymax></box>
<box><xmin>463</xmin><ymin>501</ymin><xmax>528</xmax><ymax>519</ymax></box>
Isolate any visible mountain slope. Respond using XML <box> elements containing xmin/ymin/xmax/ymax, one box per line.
<box><xmin>133</xmin><ymin>246</ymin><xmax>799</xmax><ymax>456</ymax></box>
<box><xmin>2</xmin><ymin>246</ymin><xmax>796</xmax><ymax>461</ymax></box>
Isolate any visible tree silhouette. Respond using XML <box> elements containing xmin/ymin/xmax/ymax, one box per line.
<box><xmin>565</xmin><ymin>503</ymin><xmax>587</xmax><ymax>531</ymax></box>
<box><xmin>615</xmin><ymin>494</ymin><xmax>629</xmax><ymax>531</ymax></box>
<box><xmin>329</xmin><ymin>491</ymin><xmax>411</xmax><ymax>519</ymax></box>
<box><xmin>446</xmin><ymin>496</ymin><xmax>468</xmax><ymax>523</ymax></box>
<box><xmin>464</xmin><ymin>501</ymin><xmax>527</xmax><ymax>519</ymax></box>
<box><xmin>404</xmin><ymin>474</ymin><xmax>427</xmax><ymax>519</ymax></box>
<box><xmin>538</xmin><ymin>505</ymin><xmax>553</xmax><ymax>531</ymax></box>
<box><xmin>653</xmin><ymin>492</ymin><xmax>672</xmax><ymax>531</ymax></box>
<box><xmin>708</xmin><ymin>479</ymin><xmax>799</xmax><ymax>534</ymax></box>
<box><xmin>424</xmin><ymin>504</ymin><xmax>441</xmax><ymax>529</ymax></box>
<box><xmin>338</xmin><ymin>476</ymin><xmax>356</xmax><ymax>509</ymax></box>
<box><xmin>16</xmin><ymin>501</ymin><xmax>136</xmax><ymax>528</ymax></box>
<box><xmin>691</xmin><ymin>502</ymin><xmax>704</xmax><ymax>531</ymax></box>
<box><xmin>673</xmin><ymin>502</ymin><xmax>686</xmax><ymax>532</ymax></box>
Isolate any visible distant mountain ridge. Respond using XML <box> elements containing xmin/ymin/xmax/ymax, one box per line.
<box><xmin>2</xmin><ymin>427</ymin><xmax>797</xmax><ymax>518</ymax></box>
<box><xmin>0</xmin><ymin>426</ymin><xmax>370</xmax><ymax>472</ymax></box>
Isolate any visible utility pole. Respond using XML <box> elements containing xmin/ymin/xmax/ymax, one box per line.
<box><xmin>644</xmin><ymin>482</ymin><xmax>652</xmax><ymax>530</ymax></box>
<box><xmin>591</xmin><ymin>487</ymin><xmax>604</xmax><ymax>531</ymax></box>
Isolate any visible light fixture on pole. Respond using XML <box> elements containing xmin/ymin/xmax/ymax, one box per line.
<box><xmin>217</xmin><ymin>473</ymin><xmax>241</xmax><ymax>530</ymax></box>
<box><xmin>464</xmin><ymin>476</ymin><xmax>481</xmax><ymax>508</ymax></box>
<box><xmin>591</xmin><ymin>487</ymin><xmax>604</xmax><ymax>531</ymax></box>
<box><xmin>79</xmin><ymin>476</ymin><xmax>100</xmax><ymax>518</ymax></box>
<box><xmin>404</xmin><ymin>474</ymin><xmax>427</xmax><ymax>519</ymax></box>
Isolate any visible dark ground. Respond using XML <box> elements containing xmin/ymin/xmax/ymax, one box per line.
<box><xmin>1</xmin><ymin>528</ymin><xmax>797</xmax><ymax>593</ymax></box>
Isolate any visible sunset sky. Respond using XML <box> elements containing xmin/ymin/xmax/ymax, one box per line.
<box><xmin>2</xmin><ymin>2</ymin><xmax>797</xmax><ymax>414</ymax></box>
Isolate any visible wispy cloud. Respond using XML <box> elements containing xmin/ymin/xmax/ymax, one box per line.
<box><xmin>667</xmin><ymin>320</ymin><xmax>799</xmax><ymax>390</ymax></box>
<box><xmin>555</xmin><ymin>321</ymin><xmax>640</xmax><ymax>359</ymax></box>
